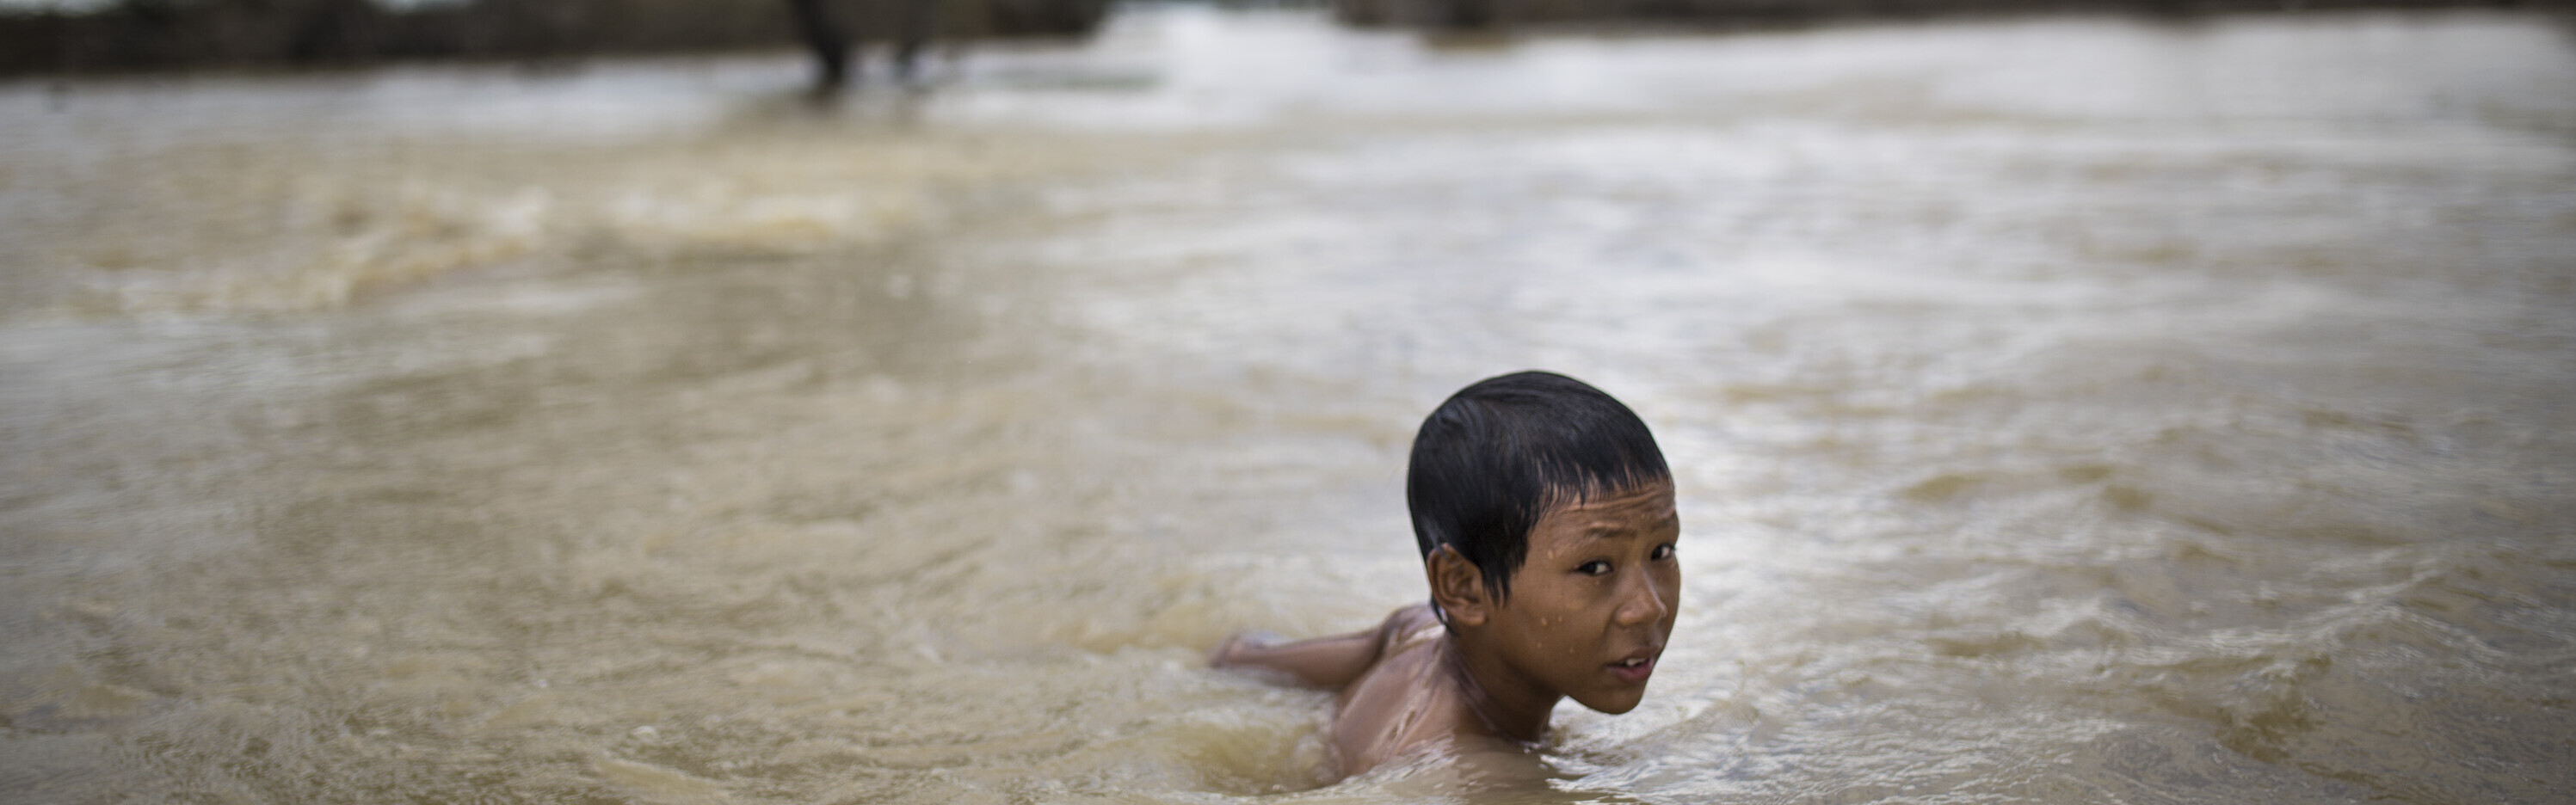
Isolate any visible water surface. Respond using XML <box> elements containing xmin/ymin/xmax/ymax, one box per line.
<box><xmin>3</xmin><ymin>7</ymin><xmax>2573</xmax><ymax>803</ymax></box>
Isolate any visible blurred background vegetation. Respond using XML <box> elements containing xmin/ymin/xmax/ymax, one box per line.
<box><xmin>0</xmin><ymin>0</ymin><xmax>2557</xmax><ymax>77</ymax></box>
<box><xmin>1337</xmin><ymin>0</ymin><xmax>2549</xmax><ymax>29</ymax></box>
<box><xmin>0</xmin><ymin>0</ymin><xmax>1108</xmax><ymax>75</ymax></box>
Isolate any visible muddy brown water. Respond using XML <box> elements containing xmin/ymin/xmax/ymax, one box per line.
<box><xmin>3</xmin><ymin>7</ymin><xmax>2573</xmax><ymax>803</ymax></box>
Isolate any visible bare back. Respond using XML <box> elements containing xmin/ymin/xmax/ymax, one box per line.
<box><xmin>1328</xmin><ymin>605</ymin><xmax>1516</xmax><ymax>776</ymax></box>
<box><xmin>1210</xmin><ymin>604</ymin><xmax>1525</xmax><ymax>778</ymax></box>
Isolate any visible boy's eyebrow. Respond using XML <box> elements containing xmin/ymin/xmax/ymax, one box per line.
<box><xmin>1575</xmin><ymin>511</ymin><xmax>1681</xmax><ymax>539</ymax></box>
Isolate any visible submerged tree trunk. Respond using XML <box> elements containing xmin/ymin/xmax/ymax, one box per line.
<box><xmin>786</xmin><ymin>0</ymin><xmax>852</xmax><ymax>90</ymax></box>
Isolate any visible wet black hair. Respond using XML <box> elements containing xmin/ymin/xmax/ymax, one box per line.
<box><xmin>1407</xmin><ymin>370</ymin><xmax>1670</xmax><ymax>604</ymax></box>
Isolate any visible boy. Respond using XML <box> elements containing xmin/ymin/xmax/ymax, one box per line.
<box><xmin>1211</xmin><ymin>370</ymin><xmax>1679</xmax><ymax>778</ymax></box>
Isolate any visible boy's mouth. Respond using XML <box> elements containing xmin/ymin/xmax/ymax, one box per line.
<box><xmin>1607</xmin><ymin>648</ymin><xmax>1660</xmax><ymax>685</ymax></box>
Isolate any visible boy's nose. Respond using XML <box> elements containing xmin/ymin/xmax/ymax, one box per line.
<box><xmin>1612</xmin><ymin>570</ymin><xmax>1671</xmax><ymax>627</ymax></box>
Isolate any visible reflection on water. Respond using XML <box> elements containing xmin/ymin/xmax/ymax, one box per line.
<box><xmin>4</xmin><ymin>6</ymin><xmax>2574</xmax><ymax>803</ymax></box>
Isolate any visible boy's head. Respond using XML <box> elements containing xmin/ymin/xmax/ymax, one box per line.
<box><xmin>1406</xmin><ymin>371</ymin><xmax>1671</xmax><ymax>601</ymax></box>
<box><xmin>1408</xmin><ymin>371</ymin><xmax>1679</xmax><ymax>716</ymax></box>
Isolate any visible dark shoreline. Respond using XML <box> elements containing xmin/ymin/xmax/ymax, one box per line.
<box><xmin>3</xmin><ymin>0</ymin><xmax>2564</xmax><ymax>78</ymax></box>
<box><xmin>0</xmin><ymin>0</ymin><xmax>1107</xmax><ymax>77</ymax></box>
<box><xmin>1335</xmin><ymin>0</ymin><xmax>2561</xmax><ymax>28</ymax></box>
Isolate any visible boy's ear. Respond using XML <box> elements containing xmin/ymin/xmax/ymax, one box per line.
<box><xmin>1427</xmin><ymin>545</ymin><xmax>1491</xmax><ymax>628</ymax></box>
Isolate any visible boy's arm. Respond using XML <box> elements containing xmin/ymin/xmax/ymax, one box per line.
<box><xmin>1210</xmin><ymin>604</ymin><xmax>1432</xmax><ymax>688</ymax></box>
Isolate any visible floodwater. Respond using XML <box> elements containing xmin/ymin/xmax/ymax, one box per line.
<box><xmin>4</xmin><ymin>5</ymin><xmax>2574</xmax><ymax>802</ymax></box>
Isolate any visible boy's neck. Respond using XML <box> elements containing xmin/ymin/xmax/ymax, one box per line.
<box><xmin>1439</xmin><ymin>634</ymin><xmax>1556</xmax><ymax>743</ymax></box>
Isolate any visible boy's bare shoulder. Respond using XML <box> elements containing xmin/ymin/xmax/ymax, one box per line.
<box><xmin>1371</xmin><ymin>602</ymin><xmax>1441</xmax><ymax>652</ymax></box>
<box><xmin>1334</xmin><ymin>604</ymin><xmax>1492</xmax><ymax>776</ymax></box>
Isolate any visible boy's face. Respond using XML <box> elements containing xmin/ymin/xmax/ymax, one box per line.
<box><xmin>1484</xmin><ymin>479</ymin><xmax>1680</xmax><ymax>715</ymax></box>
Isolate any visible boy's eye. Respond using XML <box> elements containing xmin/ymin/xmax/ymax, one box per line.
<box><xmin>1577</xmin><ymin>560</ymin><xmax>1612</xmax><ymax>576</ymax></box>
<box><xmin>1652</xmin><ymin>544</ymin><xmax>1676</xmax><ymax>561</ymax></box>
